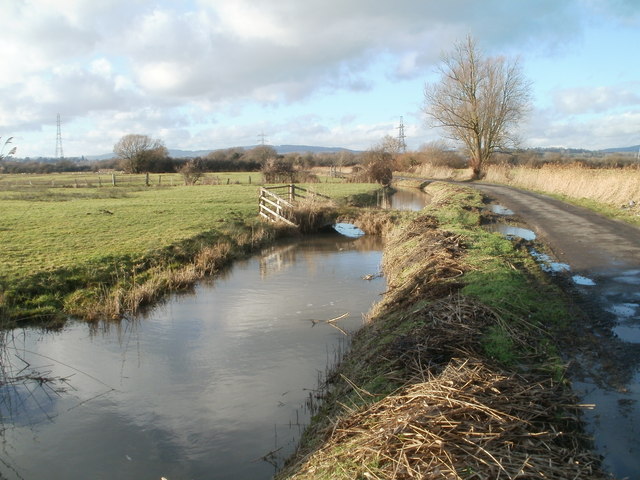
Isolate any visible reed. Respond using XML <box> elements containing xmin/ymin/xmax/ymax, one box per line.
<box><xmin>485</xmin><ymin>163</ymin><xmax>640</xmax><ymax>208</ymax></box>
<box><xmin>411</xmin><ymin>163</ymin><xmax>473</xmax><ymax>181</ymax></box>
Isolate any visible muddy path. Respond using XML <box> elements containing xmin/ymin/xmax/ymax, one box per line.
<box><xmin>465</xmin><ymin>182</ymin><xmax>640</xmax><ymax>478</ymax></box>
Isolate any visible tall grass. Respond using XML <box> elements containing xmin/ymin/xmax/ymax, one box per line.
<box><xmin>485</xmin><ymin>163</ymin><xmax>640</xmax><ymax>207</ymax></box>
<box><xmin>411</xmin><ymin>162</ymin><xmax>473</xmax><ymax>181</ymax></box>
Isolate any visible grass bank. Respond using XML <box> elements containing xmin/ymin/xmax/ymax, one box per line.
<box><xmin>278</xmin><ymin>182</ymin><xmax>608</xmax><ymax>479</ymax></box>
<box><xmin>0</xmin><ymin>178</ymin><xmax>379</xmax><ymax>326</ymax></box>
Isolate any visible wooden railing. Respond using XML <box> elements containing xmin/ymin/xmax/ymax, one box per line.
<box><xmin>258</xmin><ymin>184</ymin><xmax>330</xmax><ymax>226</ymax></box>
<box><xmin>259</xmin><ymin>186</ymin><xmax>296</xmax><ymax>226</ymax></box>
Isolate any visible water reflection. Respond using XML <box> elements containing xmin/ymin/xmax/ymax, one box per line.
<box><xmin>380</xmin><ymin>187</ymin><xmax>430</xmax><ymax>211</ymax></box>
<box><xmin>0</xmin><ymin>234</ymin><xmax>385</xmax><ymax>480</ymax></box>
<box><xmin>488</xmin><ymin>224</ymin><xmax>537</xmax><ymax>241</ymax></box>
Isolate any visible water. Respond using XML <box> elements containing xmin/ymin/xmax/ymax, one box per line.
<box><xmin>491</xmin><ymin>218</ymin><xmax>640</xmax><ymax>477</ymax></box>
<box><xmin>381</xmin><ymin>187</ymin><xmax>430</xmax><ymax>211</ymax></box>
<box><xmin>0</xmin><ymin>233</ymin><xmax>385</xmax><ymax>480</ymax></box>
<box><xmin>489</xmin><ymin>204</ymin><xmax>514</xmax><ymax>215</ymax></box>
<box><xmin>488</xmin><ymin>224</ymin><xmax>537</xmax><ymax>241</ymax></box>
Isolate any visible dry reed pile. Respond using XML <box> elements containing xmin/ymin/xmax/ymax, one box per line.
<box><xmin>373</xmin><ymin>215</ymin><xmax>467</xmax><ymax>315</ymax></box>
<box><xmin>295</xmin><ymin>359</ymin><xmax>601</xmax><ymax>480</ymax></box>
<box><xmin>291</xmin><ymin>196</ymin><xmax>339</xmax><ymax>233</ymax></box>
<box><xmin>286</xmin><ymin>295</ymin><xmax>606</xmax><ymax>480</ymax></box>
<box><xmin>485</xmin><ymin>163</ymin><xmax>640</xmax><ymax>208</ymax></box>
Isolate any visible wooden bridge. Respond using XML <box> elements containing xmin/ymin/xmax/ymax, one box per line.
<box><xmin>258</xmin><ymin>184</ymin><xmax>330</xmax><ymax>227</ymax></box>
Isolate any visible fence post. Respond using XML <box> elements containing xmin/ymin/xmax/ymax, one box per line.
<box><xmin>112</xmin><ymin>174</ymin><xmax>116</xmax><ymax>186</ymax></box>
<box><xmin>145</xmin><ymin>172</ymin><xmax>150</xmax><ymax>186</ymax></box>
<box><xmin>288</xmin><ymin>184</ymin><xmax>294</xmax><ymax>202</ymax></box>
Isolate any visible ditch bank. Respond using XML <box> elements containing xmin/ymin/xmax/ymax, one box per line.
<box><xmin>277</xmin><ymin>182</ymin><xmax>611</xmax><ymax>479</ymax></box>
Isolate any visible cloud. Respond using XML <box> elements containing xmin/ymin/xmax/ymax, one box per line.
<box><xmin>6</xmin><ymin>0</ymin><xmax>583</xmax><ymax>103</ymax></box>
<box><xmin>524</xmin><ymin>106</ymin><xmax>640</xmax><ymax>149</ymax></box>
<box><xmin>553</xmin><ymin>84</ymin><xmax>640</xmax><ymax>114</ymax></box>
<box><xmin>1</xmin><ymin>0</ymin><xmax>638</xmax><ymax>156</ymax></box>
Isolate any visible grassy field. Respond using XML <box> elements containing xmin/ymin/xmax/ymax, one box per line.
<box><xmin>0</xmin><ymin>175</ymin><xmax>379</xmax><ymax>324</ymax></box>
<box><xmin>0</xmin><ymin>171</ymin><xmax>347</xmax><ymax>189</ymax></box>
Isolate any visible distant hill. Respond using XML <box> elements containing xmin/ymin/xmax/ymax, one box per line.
<box><xmin>600</xmin><ymin>144</ymin><xmax>640</xmax><ymax>154</ymax></box>
<box><xmin>84</xmin><ymin>144</ymin><xmax>360</xmax><ymax>161</ymax></box>
<box><xmin>268</xmin><ymin>144</ymin><xmax>360</xmax><ymax>154</ymax></box>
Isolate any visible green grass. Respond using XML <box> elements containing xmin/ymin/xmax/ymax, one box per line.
<box><xmin>549</xmin><ymin>193</ymin><xmax>640</xmax><ymax>227</ymax></box>
<box><xmin>0</xmin><ymin>178</ymin><xmax>379</xmax><ymax>324</ymax></box>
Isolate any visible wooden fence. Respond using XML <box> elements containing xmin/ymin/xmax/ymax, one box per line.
<box><xmin>258</xmin><ymin>184</ymin><xmax>330</xmax><ymax>226</ymax></box>
<box><xmin>0</xmin><ymin>172</ymin><xmax>258</xmax><ymax>189</ymax></box>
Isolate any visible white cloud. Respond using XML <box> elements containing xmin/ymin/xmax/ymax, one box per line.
<box><xmin>524</xmin><ymin>106</ymin><xmax>640</xmax><ymax>149</ymax></box>
<box><xmin>553</xmin><ymin>84</ymin><xmax>640</xmax><ymax>114</ymax></box>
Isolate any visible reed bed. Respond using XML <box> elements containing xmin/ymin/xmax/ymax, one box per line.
<box><xmin>485</xmin><ymin>163</ymin><xmax>640</xmax><ymax>208</ymax></box>
<box><xmin>290</xmin><ymin>195</ymin><xmax>339</xmax><ymax>233</ymax></box>
<box><xmin>412</xmin><ymin>163</ymin><xmax>473</xmax><ymax>181</ymax></box>
<box><xmin>284</xmin><ymin>294</ymin><xmax>606</xmax><ymax>480</ymax></box>
<box><xmin>290</xmin><ymin>358</ymin><xmax>602</xmax><ymax>480</ymax></box>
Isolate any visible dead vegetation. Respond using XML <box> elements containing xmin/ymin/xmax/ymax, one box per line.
<box><xmin>290</xmin><ymin>195</ymin><xmax>339</xmax><ymax>233</ymax></box>
<box><xmin>278</xmin><ymin>204</ymin><xmax>609</xmax><ymax>479</ymax></box>
<box><xmin>282</xmin><ymin>294</ymin><xmax>607</xmax><ymax>480</ymax></box>
<box><xmin>484</xmin><ymin>163</ymin><xmax>640</xmax><ymax>210</ymax></box>
<box><xmin>374</xmin><ymin>215</ymin><xmax>467</xmax><ymax>315</ymax></box>
<box><xmin>301</xmin><ymin>359</ymin><xmax>601</xmax><ymax>479</ymax></box>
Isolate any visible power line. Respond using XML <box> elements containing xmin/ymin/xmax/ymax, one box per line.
<box><xmin>55</xmin><ymin>113</ymin><xmax>64</xmax><ymax>159</ymax></box>
<box><xmin>258</xmin><ymin>131</ymin><xmax>267</xmax><ymax>146</ymax></box>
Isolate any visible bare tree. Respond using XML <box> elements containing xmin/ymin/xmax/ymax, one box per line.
<box><xmin>180</xmin><ymin>158</ymin><xmax>205</xmax><ymax>185</ymax></box>
<box><xmin>423</xmin><ymin>36</ymin><xmax>531</xmax><ymax>179</ymax></box>
<box><xmin>354</xmin><ymin>147</ymin><xmax>393</xmax><ymax>186</ymax></box>
<box><xmin>378</xmin><ymin>135</ymin><xmax>404</xmax><ymax>156</ymax></box>
<box><xmin>113</xmin><ymin>134</ymin><xmax>168</xmax><ymax>173</ymax></box>
<box><xmin>243</xmin><ymin>145</ymin><xmax>278</xmax><ymax>165</ymax></box>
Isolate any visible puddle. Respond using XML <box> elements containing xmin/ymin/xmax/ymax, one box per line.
<box><xmin>488</xmin><ymin>224</ymin><xmax>536</xmax><ymax>241</ymax></box>
<box><xmin>613</xmin><ymin>324</ymin><xmax>640</xmax><ymax>343</ymax></box>
<box><xmin>333</xmin><ymin>223</ymin><xmax>365</xmax><ymax>237</ymax></box>
<box><xmin>613</xmin><ymin>275</ymin><xmax>640</xmax><ymax>286</ymax></box>
<box><xmin>571</xmin><ymin>378</ymin><xmax>640</xmax><ymax>478</ymax></box>
<box><xmin>609</xmin><ymin>302</ymin><xmax>640</xmax><ymax>343</ymax></box>
<box><xmin>607</xmin><ymin>303</ymin><xmax>640</xmax><ymax>318</ymax></box>
<box><xmin>529</xmin><ymin>249</ymin><xmax>571</xmax><ymax>273</ymax></box>
<box><xmin>490</xmin><ymin>204</ymin><xmax>514</xmax><ymax>215</ymax></box>
<box><xmin>572</xmin><ymin>275</ymin><xmax>597</xmax><ymax>286</ymax></box>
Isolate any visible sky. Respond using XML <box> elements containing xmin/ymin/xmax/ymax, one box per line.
<box><xmin>0</xmin><ymin>0</ymin><xmax>639</xmax><ymax>159</ymax></box>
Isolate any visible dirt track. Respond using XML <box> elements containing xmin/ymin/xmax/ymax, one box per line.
<box><xmin>468</xmin><ymin>182</ymin><xmax>640</xmax><ymax>479</ymax></box>
<box><xmin>473</xmin><ymin>183</ymin><xmax>640</xmax><ymax>273</ymax></box>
